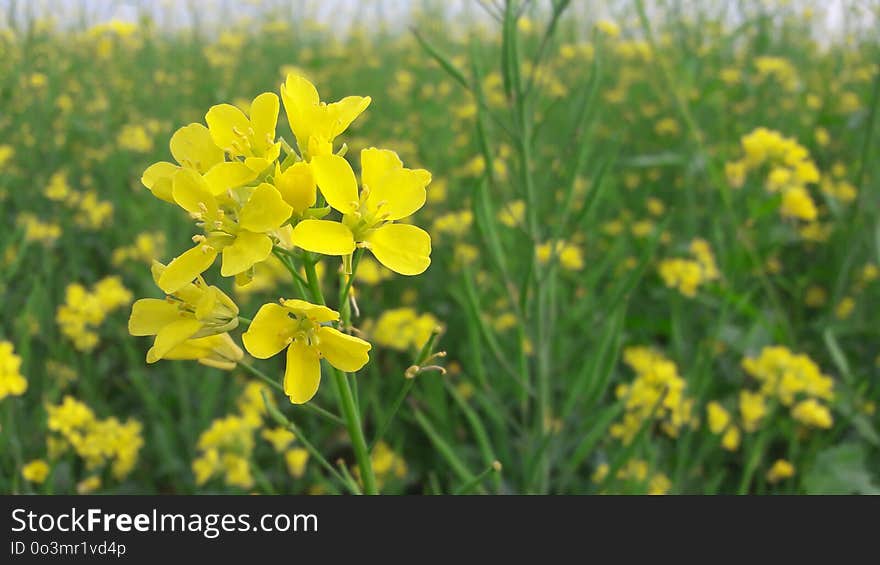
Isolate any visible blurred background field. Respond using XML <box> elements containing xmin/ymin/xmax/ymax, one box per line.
<box><xmin>1</xmin><ymin>0</ymin><xmax>879</xmax><ymax>494</ymax></box>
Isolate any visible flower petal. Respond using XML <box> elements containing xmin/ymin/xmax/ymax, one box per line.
<box><xmin>281</xmin><ymin>74</ymin><xmax>320</xmax><ymax>147</ymax></box>
<box><xmin>361</xmin><ymin>147</ymin><xmax>402</xmax><ymax>189</ymax></box>
<box><xmin>172</xmin><ymin>168</ymin><xmax>217</xmax><ymax>215</ymax></box>
<box><xmin>220</xmin><ymin>231</ymin><xmax>273</xmax><ymax>277</ymax></box>
<box><xmin>242</xmin><ymin>303</ymin><xmax>295</xmax><ymax>359</ymax></box>
<box><xmin>249</xmin><ymin>92</ymin><xmax>279</xmax><ymax>148</ymax></box>
<box><xmin>203</xmin><ymin>162</ymin><xmax>258</xmax><ymax>195</ymax></box>
<box><xmin>309</xmin><ymin>154</ymin><xmax>359</xmax><ymax>214</ymax></box>
<box><xmin>366</xmin><ymin>223</ymin><xmax>431</xmax><ymax>275</ymax></box>
<box><xmin>274</xmin><ymin>162</ymin><xmax>316</xmax><ymax>214</ymax></box>
<box><xmin>159</xmin><ymin>244</ymin><xmax>219</xmax><ymax>294</ymax></box>
<box><xmin>281</xmin><ymin>299</ymin><xmax>339</xmax><ymax>323</ymax></box>
<box><xmin>170</xmin><ymin>123</ymin><xmax>223</xmax><ymax>173</ymax></box>
<box><xmin>290</xmin><ymin>219</ymin><xmax>355</xmax><ymax>256</ymax></box>
<box><xmin>284</xmin><ymin>340</ymin><xmax>321</xmax><ymax>404</ymax></box>
<box><xmin>368</xmin><ymin>167</ymin><xmax>431</xmax><ymax>221</ymax></box>
<box><xmin>146</xmin><ymin>318</ymin><xmax>203</xmax><ymax>363</ymax></box>
<box><xmin>205</xmin><ymin>103</ymin><xmax>250</xmax><ymax>153</ymax></box>
<box><xmin>141</xmin><ymin>162</ymin><xmax>177</xmax><ymax>203</ymax></box>
<box><xmin>245</xmin><ymin>156</ymin><xmax>274</xmax><ymax>174</ymax></box>
<box><xmin>327</xmin><ymin>96</ymin><xmax>371</xmax><ymax>139</ymax></box>
<box><xmin>316</xmin><ymin>326</ymin><xmax>371</xmax><ymax>373</ymax></box>
<box><xmin>129</xmin><ymin>299</ymin><xmax>180</xmax><ymax>336</ymax></box>
<box><xmin>239</xmin><ymin>183</ymin><xmax>293</xmax><ymax>232</ymax></box>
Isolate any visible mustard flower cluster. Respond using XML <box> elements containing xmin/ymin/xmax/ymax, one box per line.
<box><xmin>742</xmin><ymin>346</ymin><xmax>835</xmax><ymax>429</ymax></box>
<box><xmin>192</xmin><ymin>382</ymin><xmax>309</xmax><ymax>489</ymax></box>
<box><xmin>365</xmin><ymin>307</ymin><xmax>440</xmax><ymax>352</ymax></box>
<box><xmin>592</xmin><ymin>459</ymin><xmax>672</xmax><ymax>495</ymax></box>
<box><xmin>0</xmin><ymin>341</ymin><xmax>27</xmax><ymax>401</ymax></box>
<box><xmin>111</xmin><ymin>231</ymin><xmax>167</xmax><ymax>266</ymax></box>
<box><xmin>42</xmin><ymin>170</ymin><xmax>114</xmax><ymax>231</ymax></box>
<box><xmin>727</xmin><ymin>128</ymin><xmax>825</xmax><ymax>237</ymax></box>
<box><xmin>56</xmin><ymin>276</ymin><xmax>132</xmax><ymax>351</ymax></box>
<box><xmin>658</xmin><ymin>238</ymin><xmax>720</xmax><ymax>297</ymax></box>
<box><xmin>192</xmin><ymin>414</ymin><xmax>258</xmax><ymax>489</ymax></box>
<box><xmin>753</xmin><ymin>56</ymin><xmax>799</xmax><ymax>92</ymax></box>
<box><xmin>21</xmin><ymin>460</ymin><xmax>51</xmax><ymax>484</ymax></box>
<box><xmin>46</xmin><ymin>396</ymin><xmax>144</xmax><ymax>484</ymax></box>
<box><xmin>704</xmin><ymin>346</ymin><xmax>835</xmax><ymax>453</ymax></box>
<box><xmin>536</xmin><ymin>239</ymin><xmax>585</xmax><ymax>272</ymax></box>
<box><xmin>129</xmin><ymin>261</ymin><xmax>241</xmax><ymax>367</ymax></box>
<box><xmin>610</xmin><ymin>346</ymin><xmax>696</xmax><ymax>443</ymax></box>
<box><xmin>366</xmin><ymin>441</ymin><xmax>408</xmax><ymax>491</ymax></box>
<box><xmin>133</xmin><ymin>72</ymin><xmax>434</xmax><ymax>406</ymax></box>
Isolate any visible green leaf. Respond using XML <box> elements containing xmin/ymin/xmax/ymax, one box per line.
<box><xmin>803</xmin><ymin>443</ymin><xmax>880</xmax><ymax>495</ymax></box>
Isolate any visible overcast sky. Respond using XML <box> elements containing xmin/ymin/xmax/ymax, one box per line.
<box><xmin>1</xmin><ymin>0</ymin><xmax>874</xmax><ymax>39</ymax></box>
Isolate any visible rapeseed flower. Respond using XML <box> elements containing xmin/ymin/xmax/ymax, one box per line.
<box><xmin>0</xmin><ymin>341</ymin><xmax>27</xmax><ymax>400</ymax></box>
<box><xmin>158</xmin><ymin>169</ymin><xmax>292</xmax><ymax>292</ymax></box>
<box><xmin>291</xmin><ymin>148</ymin><xmax>432</xmax><ymax>275</ymax></box>
<box><xmin>129</xmin><ymin>261</ymin><xmax>239</xmax><ymax>363</ymax></box>
<box><xmin>280</xmin><ymin>73</ymin><xmax>370</xmax><ymax>159</ymax></box>
<box><xmin>206</xmin><ymin>92</ymin><xmax>281</xmax><ymax>173</ymax></box>
<box><xmin>21</xmin><ymin>460</ymin><xmax>50</xmax><ymax>484</ymax></box>
<box><xmin>243</xmin><ymin>299</ymin><xmax>371</xmax><ymax>404</ymax></box>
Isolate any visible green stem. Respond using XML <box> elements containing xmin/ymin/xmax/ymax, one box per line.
<box><xmin>330</xmin><ymin>366</ymin><xmax>378</xmax><ymax>494</ymax></box>
<box><xmin>453</xmin><ymin>461</ymin><xmax>502</xmax><ymax>495</ymax></box>
<box><xmin>302</xmin><ymin>257</ymin><xmax>378</xmax><ymax>494</ymax></box>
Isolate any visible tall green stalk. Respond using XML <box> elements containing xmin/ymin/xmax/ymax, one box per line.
<box><xmin>302</xmin><ymin>257</ymin><xmax>378</xmax><ymax>495</ymax></box>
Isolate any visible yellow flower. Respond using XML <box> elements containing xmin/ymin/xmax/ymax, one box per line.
<box><xmin>129</xmin><ymin>262</ymin><xmax>239</xmax><ymax>363</ymax></box>
<box><xmin>46</xmin><ymin>396</ymin><xmax>143</xmax><ymax>481</ymax></box>
<box><xmin>242</xmin><ymin>299</ymin><xmax>371</xmax><ymax>404</ymax></box>
<box><xmin>648</xmin><ymin>473</ymin><xmax>671</xmax><ymax>495</ymax></box>
<box><xmin>157</xmin><ymin>169</ymin><xmax>293</xmax><ymax>292</ymax></box>
<box><xmin>497</xmin><ymin>200</ymin><xmax>525</xmax><ymax>227</ymax></box>
<box><xmin>193</xmin><ymin>414</ymin><xmax>257</xmax><ymax>489</ymax></box>
<box><xmin>206</xmin><ymin>92</ymin><xmax>281</xmax><ymax>173</ymax></box>
<box><xmin>706</xmin><ymin>401</ymin><xmax>731</xmax><ymax>434</ymax></box>
<box><xmin>370</xmin><ymin>441</ymin><xmax>407</xmax><ymax>488</ymax></box>
<box><xmin>262</xmin><ymin>427</ymin><xmax>296</xmax><ymax>453</ymax></box>
<box><xmin>780</xmin><ymin>186</ymin><xmax>818</xmax><ymax>221</ymax></box>
<box><xmin>273</xmin><ymin>161</ymin><xmax>317</xmax><ymax>215</ymax></box>
<box><xmin>835</xmin><ymin>297</ymin><xmax>855</xmax><ymax>320</ymax></box>
<box><xmin>536</xmin><ymin>240</ymin><xmax>584</xmax><ymax>271</ymax></box>
<box><xmin>766</xmin><ymin>459</ymin><xmax>795</xmax><ymax>483</ymax></box>
<box><xmin>280</xmin><ymin>73</ymin><xmax>370</xmax><ymax>159</ymax></box>
<box><xmin>22</xmin><ymin>460</ymin><xmax>50</xmax><ymax>484</ymax></box>
<box><xmin>611</xmin><ymin>347</ymin><xmax>695</xmax><ymax>443</ymax></box>
<box><xmin>291</xmin><ymin>148</ymin><xmax>432</xmax><ymax>275</ymax></box>
<box><xmin>77</xmin><ymin>476</ymin><xmax>102</xmax><ymax>494</ymax></box>
<box><xmin>161</xmin><ymin>334</ymin><xmax>244</xmax><ymax>371</ymax></box>
<box><xmin>285</xmin><ymin>448</ymin><xmax>309</xmax><ymax>478</ymax></box>
<box><xmin>0</xmin><ymin>341</ymin><xmax>27</xmax><ymax>400</ymax></box>
<box><xmin>739</xmin><ymin>391</ymin><xmax>767</xmax><ymax>432</ymax></box>
<box><xmin>56</xmin><ymin>278</ymin><xmax>132</xmax><ymax>352</ymax></box>
<box><xmin>658</xmin><ymin>258</ymin><xmax>703</xmax><ymax>297</ymax></box>
<box><xmin>742</xmin><ymin>346</ymin><xmax>834</xmax><ymax>406</ymax></box>
<box><xmin>368</xmin><ymin>307</ymin><xmax>439</xmax><ymax>351</ymax></box>
<box><xmin>596</xmin><ymin>19</ymin><xmax>621</xmax><ymax>38</ymax></box>
<box><xmin>141</xmin><ymin>123</ymin><xmax>232</xmax><ymax>203</ymax></box>
<box><xmin>725</xmin><ymin>160</ymin><xmax>747</xmax><ymax>188</ymax></box>
<box><xmin>592</xmin><ymin>463</ymin><xmax>610</xmax><ymax>483</ymax></box>
<box><xmin>792</xmin><ymin>398</ymin><xmax>833</xmax><ymax>429</ymax></box>
<box><xmin>721</xmin><ymin>426</ymin><xmax>741</xmax><ymax>451</ymax></box>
